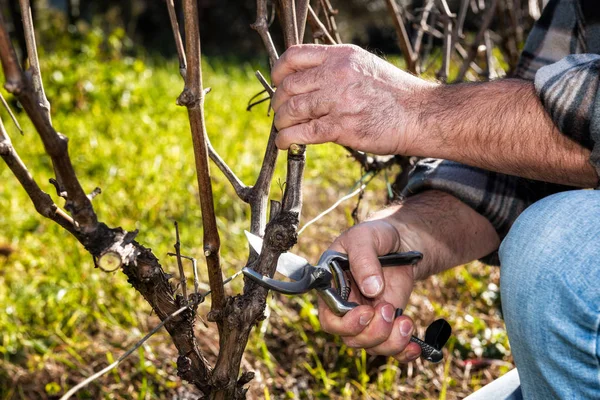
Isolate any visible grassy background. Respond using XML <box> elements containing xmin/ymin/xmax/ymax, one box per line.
<box><xmin>0</xmin><ymin>29</ymin><xmax>513</xmax><ymax>399</ymax></box>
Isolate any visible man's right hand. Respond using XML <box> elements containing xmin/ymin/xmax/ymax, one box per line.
<box><xmin>316</xmin><ymin>191</ymin><xmax>501</xmax><ymax>362</ymax></box>
<box><xmin>318</xmin><ymin>219</ymin><xmax>423</xmax><ymax>362</ymax></box>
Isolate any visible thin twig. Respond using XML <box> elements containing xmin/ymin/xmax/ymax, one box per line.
<box><xmin>19</xmin><ymin>0</ymin><xmax>50</xmax><ymax>121</ymax></box>
<box><xmin>167</xmin><ymin>253</ymin><xmax>202</xmax><ymax>295</ymax></box>
<box><xmin>320</xmin><ymin>0</ymin><xmax>342</xmax><ymax>43</ymax></box>
<box><xmin>246</xmin><ymin>95</ymin><xmax>271</xmax><ymax>111</ymax></box>
<box><xmin>297</xmin><ymin>184</ymin><xmax>365</xmax><ymax>236</ymax></box>
<box><xmin>203</xmin><ymin>270</ymin><xmax>244</xmax><ymax>297</ymax></box>
<box><xmin>166</xmin><ymin>0</ymin><xmax>187</xmax><ymax>79</ymax></box>
<box><xmin>413</xmin><ymin>0</ymin><xmax>435</xmax><ymax>55</ymax></box>
<box><xmin>295</xmin><ymin>0</ymin><xmax>310</xmax><ymax>40</ymax></box>
<box><xmin>385</xmin><ymin>0</ymin><xmax>418</xmax><ymax>74</ymax></box>
<box><xmin>307</xmin><ymin>5</ymin><xmax>337</xmax><ymax>45</ymax></box>
<box><xmin>59</xmin><ymin>304</ymin><xmax>194</xmax><ymax>400</ymax></box>
<box><xmin>251</xmin><ymin>0</ymin><xmax>279</xmax><ymax>65</ymax></box>
<box><xmin>436</xmin><ymin>0</ymin><xmax>454</xmax><ymax>82</ymax></box>
<box><xmin>255</xmin><ymin>70</ymin><xmax>275</xmax><ymax>97</ymax></box>
<box><xmin>207</xmin><ymin>137</ymin><xmax>251</xmax><ymax>202</ymax></box>
<box><xmin>0</xmin><ymin>92</ymin><xmax>22</xmax><ymax>134</ymax></box>
<box><xmin>173</xmin><ymin>221</ymin><xmax>188</xmax><ymax>301</ymax></box>
<box><xmin>455</xmin><ymin>0</ymin><xmax>498</xmax><ymax>81</ymax></box>
<box><xmin>0</xmin><ymin>116</ymin><xmax>75</xmax><ymax>233</ymax></box>
<box><xmin>456</xmin><ymin>0</ymin><xmax>469</xmax><ymax>38</ymax></box>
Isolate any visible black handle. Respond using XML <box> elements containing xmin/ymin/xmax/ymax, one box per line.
<box><xmin>409</xmin><ymin>336</ymin><xmax>444</xmax><ymax>363</ymax></box>
<box><xmin>335</xmin><ymin>251</ymin><xmax>423</xmax><ymax>271</ymax></box>
<box><xmin>378</xmin><ymin>251</ymin><xmax>423</xmax><ymax>267</ymax></box>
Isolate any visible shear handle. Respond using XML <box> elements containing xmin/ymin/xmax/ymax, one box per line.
<box><xmin>318</xmin><ymin>294</ymin><xmax>451</xmax><ymax>364</ymax></box>
<box><xmin>322</xmin><ymin>250</ymin><xmax>423</xmax><ymax>271</ymax></box>
<box><xmin>320</xmin><ymin>288</ymin><xmax>449</xmax><ymax>363</ymax></box>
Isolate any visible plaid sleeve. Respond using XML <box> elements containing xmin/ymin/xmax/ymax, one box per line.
<box><xmin>535</xmin><ymin>54</ymin><xmax>600</xmax><ymax>175</ymax></box>
<box><xmin>402</xmin><ymin>159</ymin><xmax>572</xmax><ymax>264</ymax></box>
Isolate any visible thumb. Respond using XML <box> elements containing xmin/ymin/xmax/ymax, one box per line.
<box><xmin>330</xmin><ymin>220</ymin><xmax>402</xmax><ymax>298</ymax></box>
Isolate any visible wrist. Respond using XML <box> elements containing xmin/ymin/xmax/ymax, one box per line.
<box><xmin>396</xmin><ymin>79</ymin><xmax>440</xmax><ymax>156</ymax></box>
<box><xmin>366</xmin><ymin>206</ymin><xmax>426</xmax><ymax>263</ymax></box>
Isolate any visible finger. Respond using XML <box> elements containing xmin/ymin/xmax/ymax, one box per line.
<box><xmin>332</xmin><ymin>221</ymin><xmax>402</xmax><ymax>298</ymax></box>
<box><xmin>393</xmin><ymin>341</ymin><xmax>422</xmax><ymax>363</ymax></box>
<box><xmin>274</xmin><ymin>91</ymin><xmax>332</xmax><ymax>131</ymax></box>
<box><xmin>341</xmin><ymin>302</ymin><xmax>396</xmax><ymax>348</ymax></box>
<box><xmin>318</xmin><ymin>298</ymin><xmax>374</xmax><ymax>336</ymax></box>
<box><xmin>364</xmin><ymin>315</ymin><xmax>415</xmax><ymax>357</ymax></box>
<box><xmin>275</xmin><ymin>116</ymin><xmax>339</xmax><ymax>149</ymax></box>
<box><xmin>272</xmin><ymin>69</ymin><xmax>324</xmax><ymax>112</ymax></box>
<box><xmin>272</xmin><ymin>44</ymin><xmax>330</xmax><ymax>86</ymax></box>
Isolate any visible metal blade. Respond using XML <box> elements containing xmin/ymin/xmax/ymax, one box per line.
<box><xmin>244</xmin><ymin>230</ymin><xmax>310</xmax><ymax>281</ymax></box>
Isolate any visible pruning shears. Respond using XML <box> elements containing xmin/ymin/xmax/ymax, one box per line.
<box><xmin>242</xmin><ymin>231</ymin><xmax>452</xmax><ymax>363</ymax></box>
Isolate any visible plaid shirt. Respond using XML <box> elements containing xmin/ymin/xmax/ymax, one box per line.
<box><xmin>403</xmin><ymin>0</ymin><xmax>600</xmax><ymax>263</ymax></box>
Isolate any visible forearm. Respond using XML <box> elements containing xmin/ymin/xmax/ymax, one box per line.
<box><xmin>412</xmin><ymin>79</ymin><xmax>597</xmax><ymax>187</ymax></box>
<box><xmin>371</xmin><ymin>190</ymin><xmax>500</xmax><ymax>280</ymax></box>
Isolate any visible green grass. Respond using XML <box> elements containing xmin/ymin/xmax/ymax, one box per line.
<box><xmin>0</xmin><ymin>44</ymin><xmax>512</xmax><ymax>399</ymax></box>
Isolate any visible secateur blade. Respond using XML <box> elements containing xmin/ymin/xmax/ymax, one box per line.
<box><xmin>242</xmin><ymin>263</ymin><xmax>333</xmax><ymax>294</ymax></box>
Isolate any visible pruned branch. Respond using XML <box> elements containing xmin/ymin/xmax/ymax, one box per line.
<box><xmin>0</xmin><ymin>116</ymin><xmax>75</xmax><ymax>233</ymax></box>
<box><xmin>207</xmin><ymin>138</ymin><xmax>252</xmax><ymax>202</ymax></box>
<box><xmin>178</xmin><ymin>0</ymin><xmax>225</xmax><ymax>313</ymax></box>
<box><xmin>0</xmin><ymin>10</ymin><xmax>96</xmax><ymax>232</ymax></box>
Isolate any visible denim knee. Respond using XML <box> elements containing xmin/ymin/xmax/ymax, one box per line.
<box><xmin>498</xmin><ymin>190</ymin><xmax>600</xmax><ymax>399</ymax></box>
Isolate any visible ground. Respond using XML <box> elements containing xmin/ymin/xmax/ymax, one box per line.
<box><xmin>0</xmin><ymin>33</ymin><xmax>513</xmax><ymax>399</ymax></box>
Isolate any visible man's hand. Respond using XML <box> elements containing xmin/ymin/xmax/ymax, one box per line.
<box><xmin>271</xmin><ymin>44</ymin><xmax>433</xmax><ymax>155</ymax></box>
<box><xmin>317</xmin><ymin>191</ymin><xmax>501</xmax><ymax>362</ymax></box>
<box><xmin>319</xmin><ymin>220</ymin><xmax>422</xmax><ymax>362</ymax></box>
<box><xmin>271</xmin><ymin>45</ymin><xmax>598</xmax><ymax>187</ymax></box>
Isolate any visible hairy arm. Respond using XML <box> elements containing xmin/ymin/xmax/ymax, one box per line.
<box><xmin>414</xmin><ymin>79</ymin><xmax>596</xmax><ymax>188</ymax></box>
<box><xmin>271</xmin><ymin>45</ymin><xmax>598</xmax><ymax>188</ymax></box>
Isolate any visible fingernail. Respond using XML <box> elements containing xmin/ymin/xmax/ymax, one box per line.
<box><xmin>381</xmin><ymin>304</ymin><xmax>394</xmax><ymax>323</ymax></box>
<box><xmin>394</xmin><ymin>308</ymin><xmax>404</xmax><ymax>319</ymax></box>
<box><xmin>361</xmin><ymin>275</ymin><xmax>383</xmax><ymax>297</ymax></box>
<box><xmin>359</xmin><ymin>311</ymin><xmax>374</xmax><ymax>326</ymax></box>
<box><xmin>399</xmin><ymin>319</ymin><xmax>412</xmax><ymax>337</ymax></box>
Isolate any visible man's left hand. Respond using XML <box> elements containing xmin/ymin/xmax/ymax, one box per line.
<box><xmin>271</xmin><ymin>44</ymin><xmax>434</xmax><ymax>155</ymax></box>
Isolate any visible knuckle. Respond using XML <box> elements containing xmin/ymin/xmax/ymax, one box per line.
<box><xmin>307</xmin><ymin>119</ymin><xmax>325</xmax><ymax>138</ymax></box>
<box><xmin>287</xmin><ymin>95</ymin><xmax>301</xmax><ymax>117</ymax></box>
<box><xmin>370</xmin><ymin>329</ymin><xmax>390</xmax><ymax>345</ymax></box>
<box><xmin>320</xmin><ymin>323</ymin><xmax>334</xmax><ymax>334</ymax></box>
<box><xmin>319</xmin><ymin>316</ymin><xmax>334</xmax><ymax>333</ymax></box>
<box><xmin>342</xmin><ymin>337</ymin><xmax>361</xmax><ymax>348</ymax></box>
<box><xmin>281</xmin><ymin>75</ymin><xmax>294</xmax><ymax>94</ymax></box>
<box><xmin>307</xmin><ymin>97</ymin><xmax>322</xmax><ymax>119</ymax></box>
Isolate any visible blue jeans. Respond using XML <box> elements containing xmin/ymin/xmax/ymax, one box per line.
<box><xmin>467</xmin><ymin>190</ymin><xmax>600</xmax><ymax>399</ymax></box>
